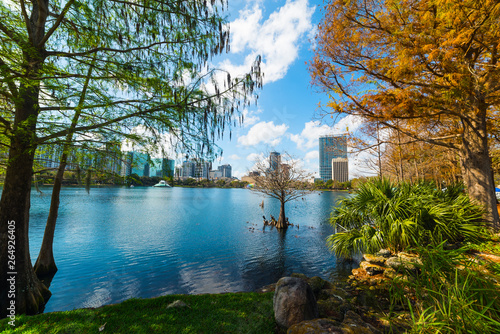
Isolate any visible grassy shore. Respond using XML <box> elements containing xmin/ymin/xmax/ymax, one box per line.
<box><xmin>0</xmin><ymin>292</ymin><xmax>275</xmax><ymax>334</ymax></box>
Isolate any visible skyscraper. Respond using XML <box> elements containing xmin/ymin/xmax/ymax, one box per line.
<box><xmin>319</xmin><ymin>135</ymin><xmax>348</xmax><ymax>182</ymax></box>
<box><xmin>332</xmin><ymin>157</ymin><xmax>349</xmax><ymax>183</ymax></box>
<box><xmin>181</xmin><ymin>160</ymin><xmax>195</xmax><ymax>178</ymax></box>
<box><xmin>269</xmin><ymin>151</ymin><xmax>281</xmax><ymax>171</ymax></box>
<box><xmin>150</xmin><ymin>158</ymin><xmax>175</xmax><ymax>178</ymax></box>
<box><xmin>120</xmin><ymin>151</ymin><xmax>149</xmax><ymax>177</ymax></box>
<box><xmin>195</xmin><ymin>160</ymin><xmax>212</xmax><ymax>179</ymax></box>
<box><xmin>218</xmin><ymin>164</ymin><xmax>232</xmax><ymax>178</ymax></box>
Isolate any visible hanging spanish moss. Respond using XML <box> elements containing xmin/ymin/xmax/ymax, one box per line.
<box><xmin>85</xmin><ymin>169</ymin><xmax>92</xmax><ymax>194</ymax></box>
<box><xmin>76</xmin><ymin>165</ymin><xmax>82</xmax><ymax>185</ymax></box>
<box><xmin>33</xmin><ymin>173</ymin><xmax>43</xmax><ymax>194</ymax></box>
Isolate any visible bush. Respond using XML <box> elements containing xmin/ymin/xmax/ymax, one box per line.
<box><xmin>327</xmin><ymin>179</ymin><xmax>489</xmax><ymax>258</ymax></box>
<box><xmin>391</xmin><ymin>243</ymin><xmax>500</xmax><ymax>333</ymax></box>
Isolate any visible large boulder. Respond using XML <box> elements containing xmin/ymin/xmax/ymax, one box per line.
<box><xmin>274</xmin><ymin>277</ymin><xmax>319</xmax><ymax>329</ymax></box>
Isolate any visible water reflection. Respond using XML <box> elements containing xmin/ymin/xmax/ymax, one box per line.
<box><xmin>28</xmin><ymin>187</ymin><xmax>355</xmax><ymax>312</ymax></box>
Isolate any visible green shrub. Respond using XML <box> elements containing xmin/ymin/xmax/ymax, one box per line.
<box><xmin>327</xmin><ymin>179</ymin><xmax>488</xmax><ymax>258</ymax></box>
<box><xmin>391</xmin><ymin>243</ymin><xmax>500</xmax><ymax>333</ymax></box>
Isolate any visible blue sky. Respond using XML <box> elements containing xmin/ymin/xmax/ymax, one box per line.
<box><xmin>207</xmin><ymin>0</ymin><xmax>369</xmax><ymax>179</ymax></box>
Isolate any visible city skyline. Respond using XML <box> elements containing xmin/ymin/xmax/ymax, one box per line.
<box><xmin>120</xmin><ymin>0</ymin><xmax>369</xmax><ymax>180</ymax></box>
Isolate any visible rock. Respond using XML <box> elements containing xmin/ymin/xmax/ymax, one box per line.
<box><xmin>386</xmin><ymin>254</ymin><xmax>421</xmax><ymax>272</ymax></box>
<box><xmin>309</xmin><ymin>276</ymin><xmax>332</xmax><ymax>298</ymax></box>
<box><xmin>287</xmin><ymin>318</ymin><xmax>343</xmax><ymax>334</ymax></box>
<box><xmin>376</xmin><ymin>249</ymin><xmax>392</xmax><ymax>258</ymax></box>
<box><xmin>341</xmin><ymin>310</ymin><xmax>379</xmax><ymax>334</ymax></box>
<box><xmin>167</xmin><ymin>300</ymin><xmax>189</xmax><ymax>309</ymax></box>
<box><xmin>360</xmin><ymin>262</ymin><xmax>385</xmax><ymax>276</ymax></box>
<box><xmin>318</xmin><ymin>288</ymin><xmax>346</xmax><ymax>301</ymax></box>
<box><xmin>291</xmin><ymin>273</ymin><xmax>309</xmax><ymax>281</ymax></box>
<box><xmin>383</xmin><ymin>267</ymin><xmax>397</xmax><ymax>279</ymax></box>
<box><xmin>317</xmin><ymin>297</ymin><xmax>344</xmax><ymax>321</ymax></box>
<box><xmin>365</xmin><ymin>267</ymin><xmax>385</xmax><ymax>276</ymax></box>
<box><xmin>274</xmin><ymin>277</ymin><xmax>319</xmax><ymax>329</ymax></box>
<box><xmin>332</xmin><ymin>287</ymin><xmax>349</xmax><ymax>299</ymax></box>
<box><xmin>363</xmin><ymin>254</ymin><xmax>387</xmax><ymax>266</ymax></box>
<box><xmin>385</xmin><ymin>257</ymin><xmax>402</xmax><ymax>270</ymax></box>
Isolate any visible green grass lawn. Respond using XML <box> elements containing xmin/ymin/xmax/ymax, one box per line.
<box><xmin>0</xmin><ymin>292</ymin><xmax>275</xmax><ymax>334</ymax></box>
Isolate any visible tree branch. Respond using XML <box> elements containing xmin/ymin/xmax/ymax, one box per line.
<box><xmin>38</xmin><ymin>0</ymin><xmax>76</xmax><ymax>47</ymax></box>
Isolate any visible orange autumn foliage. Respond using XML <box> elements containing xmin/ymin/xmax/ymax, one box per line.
<box><xmin>310</xmin><ymin>0</ymin><xmax>500</xmax><ymax>230</ymax></box>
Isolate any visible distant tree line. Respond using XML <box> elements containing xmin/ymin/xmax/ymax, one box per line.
<box><xmin>176</xmin><ymin>178</ymin><xmax>248</xmax><ymax>189</ymax></box>
<box><xmin>314</xmin><ymin>179</ymin><xmax>352</xmax><ymax>190</ymax></box>
<box><xmin>31</xmin><ymin>171</ymin><xmax>251</xmax><ymax>189</ymax></box>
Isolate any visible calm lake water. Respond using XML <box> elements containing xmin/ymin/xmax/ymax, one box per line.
<box><xmin>28</xmin><ymin>186</ymin><xmax>353</xmax><ymax>313</ymax></box>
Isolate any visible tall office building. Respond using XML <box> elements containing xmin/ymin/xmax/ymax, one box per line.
<box><xmin>150</xmin><ymin>158</ymin><xmax>175</xmax><ymax>178</ymax></box>
<box><xmin>130</xmin><ymin>152</ymin><xmax>150</xmax><ymax>177</ymax></box>
<box><xmin>332</xmin><ymin>157</ymin><xmax>349</xmax><ymax>183</ymax></box>
<box><xmin>121</xmin><ymin>152</ymin><xmax>133</xmax><ymax>177</ymax></box>
<box><xmin>195</xmin><ymin>160</ymin><xmax>212</xmax><ymax>179</ymax></box>
<box><xmin>218</xmin><ymin>164</ymin><xmax>232</xmax><ymax>178</ymax></box>
<box><xmin>269</xmin><ymin>151</ymin><xmax>281</xmax><ymax>171</ymax></box>
<box><xmin>319</xmin><ymin>135</ymin><xmax>348</xmax><ymax>182</ymax></box>
<box><xmin>181</xmin><ymin>160</ymin><xmax>195</xmax><ymax>178</ymax></box>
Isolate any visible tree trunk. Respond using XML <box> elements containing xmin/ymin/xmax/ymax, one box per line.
<box><xmin>276</xmin><ymin>200</ymin><xmax>287</xmax><ymax>229</ymax></box>
<box><xmin>1</xmin><ymin>0</ymin><xmax>50</xmax><ymax>312</ymax></box>
<box><xmin>0</xmin><ymin>118</ymin><xmax>51</xmax><ymax>318</ymax></box>
<box><xmin>34</xmin><ymin>154</ymin><xmax>69</xmax><ymax>277</ymax></box>
<box><xmin>34</xmin><ymin>57</ymin><xmax>94</xmax><ymax>278</ymax></box>
<box><xmin>460</xmin><ymin>113</ymin><xmax>500</xmax><ymax>232</ymax></box>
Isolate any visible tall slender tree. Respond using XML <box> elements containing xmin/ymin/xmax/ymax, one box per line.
<box><xmin>0</xmin><ymin>0</ymin><xmax>261</xmax><ymax>317</ymax></box>
<box><xmin>310</xmin><ymin>0</ymin><xmax>500</xmax><ymax>230</ymax></box>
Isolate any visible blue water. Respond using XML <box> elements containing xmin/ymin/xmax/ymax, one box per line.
<box><xmin>28</xmin><ymin>187</ymin><xmax>352</xmax><ymax>313</ymax></box>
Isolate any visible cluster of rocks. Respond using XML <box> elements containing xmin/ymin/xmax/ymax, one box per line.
<box><xmin>270</xmin><ymin>273</ymin><xmax>408</xmax><ymax>334</ymax></box>
<box><xmin>269</xmin><ymin>246</ymin><xmax>500</xmax><ymax>333</ymax></box>
<box><xmin>269</xmin><ymin>249</ymin><xmax>423</xmax><ymax>334</ymax></box>
<box><xmin>351</xmin><ymin>250</ymin><xmax>422</xmax><ymax>285</ymax></box>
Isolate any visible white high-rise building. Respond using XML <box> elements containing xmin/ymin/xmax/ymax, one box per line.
<box><xmin>332</xmin><ymin>157</ymin><xmax>349</xmax><ymax>183</ymax></box>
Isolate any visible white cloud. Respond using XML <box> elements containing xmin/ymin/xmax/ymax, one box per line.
<box><xmin>232</xmin><ymin>169</ymin><xmax>245</xmax><ymax>179</ymax></box>
<box><xmin>331</xmin><ymin>115</ymin><xmax>364</xmax><ymax>134</ymax></box>
<box><xmin>241</xmin><ymin>108</ymin><xmax>261</xmax><ymax>127</ymax></box>
<box><xmin>221</xmin><ymin>0</ymin><xmax>315</xmax><ymax>83</ymax></box>
<box><xmin>121</xmin><ymin>125</ymin><xmax>178</xmax><ymax>159</ymax></box>
<box><xmin>290</xmin><ymin>121</ymin><xmax>332</xmax><ymax>150</ymax></box>
<box><xmin>228</xmin><ymin>154</ymin><xmax>241</xmax><ymax>160</ymax></box>
<box><xmin>238</xmin><ymin>121</ymin><xmax>288</xmax><ymax>147</ymax></box>
<box><xmin>246</xmin><ymin>152</ymin><xmax>265</xmax><ymax>162</ymax></box>
<box><xmin>230</xmin><ymin>5</ymin><xmax>263</xmax><ymax>53</ymax></box>
<box><xmin>290</xmin><ymin>116</ymin><xmax>364</xmax><ymax>151</ymax></box>
<box><xmin>304</xmin><ymin>150</ymin><xmax>319</xmax><ymax>161</ymax></box>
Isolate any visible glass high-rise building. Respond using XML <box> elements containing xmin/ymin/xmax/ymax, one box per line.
<box><xmin>269</xmin><ymin>151</ymin><xmax>281</xmax><ymax>171</ymax></box>
<box><xmin>121</xmin><ymin>151</ymin><xmax>149</xmax><ymax>177</ymax></box>
<box><xmin>218</xmin><ymin>164</ymin><xmax>232</xmax><ymax>178</ymax></box>
<box><xmin>150</xmin><ymin>158</ymin><xmax>175</xmax><ymax>178</ymax></box>
<box><xmin>319</xmin><ymin>135</ymin><xmax>348</xmax><ymax>182</ymax></box>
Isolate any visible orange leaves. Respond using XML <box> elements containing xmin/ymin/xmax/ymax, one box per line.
<box><xmin>310</xmin><ymin>0</ymin><xmax>500</xmax><ymax>132</ymax></box>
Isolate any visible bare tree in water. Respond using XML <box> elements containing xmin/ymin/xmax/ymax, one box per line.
<box><xmin>252</xmin><ymin>152</ymin><xmax>314</xmax><ymax>229</ymax></box>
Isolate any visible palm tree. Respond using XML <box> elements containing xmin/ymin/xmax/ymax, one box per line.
<box><xmin>328</xmin><ymin>179</ymin><xmax>489</xmax><ymax>258</ymax></box>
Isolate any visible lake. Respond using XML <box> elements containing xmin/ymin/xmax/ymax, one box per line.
<box><xmin>28</xmin><ymin>186</ymin><xmax>353</xmax><ymax>313</ymax></box>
